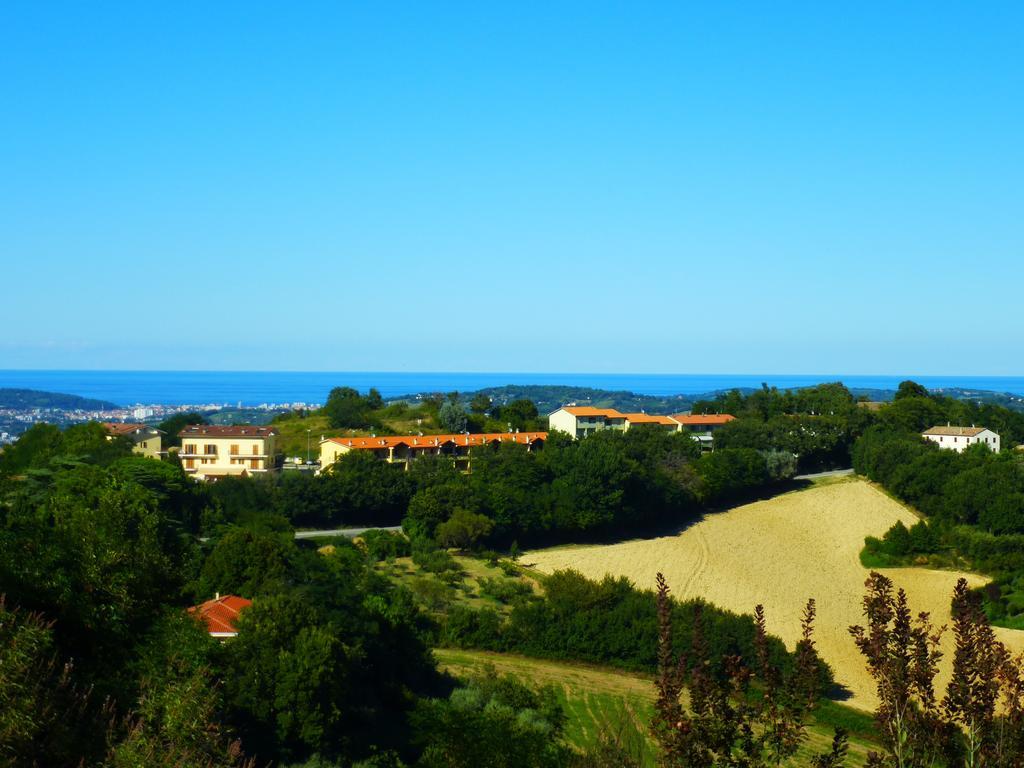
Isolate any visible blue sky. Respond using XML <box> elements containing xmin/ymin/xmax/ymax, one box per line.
<box><xmin>1</xmin><ymin>3</ymin><xmax>1021</xmax><ymax>374</ymax></box>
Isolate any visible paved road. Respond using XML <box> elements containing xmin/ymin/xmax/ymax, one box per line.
<box><xmin>294</xmin><ymin>525</ymin><xmax>403</xmax><ymax>540</ymax></box>
<box><xmin>793</xmin><ymin>468</ymin><xmax>854</xmax><ymax>481</ymax></box>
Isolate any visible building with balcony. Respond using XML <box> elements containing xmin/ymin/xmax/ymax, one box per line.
<box><xmin>319</xmin><ymin>431</ymin><xmax>546</xmax><ymax>473</ymax></box>
<box><xmin>548</xmin><ymin>407</ymin><xmax>735</xmax><ymax>450</ymax></box>
<box><xmin>178</xmin><ymin>424</ymin><xmax>279</xmax><ymax>480</ymax></box>
<box><xmin>547</xmin><ymin>407</ymin><xmax>629</xmax><ymax>438</ymax></box>
<box><xmin>922</xmin><ymin>425</ymin><xmax>1000</xmax><ymax>453</ymax></box>
<box><xmin>102</xmin><ymin>422</ymin><xmax>164</xmax><ymax>459</ymax></box>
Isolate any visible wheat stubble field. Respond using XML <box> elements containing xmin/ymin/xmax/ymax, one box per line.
<box><xmin>525</xmin><ymin>478</ymin><xmax>1024</xmax><ymax>711</ymax></box>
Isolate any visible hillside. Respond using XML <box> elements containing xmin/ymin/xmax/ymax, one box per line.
<box><xmin>0</xmin><ymin>387</ymin><xmax>119</xmax><ymax>410</ymax></box>
<box><xmin>524</xmin><ymin>477</ymin><xmax>1024</xmax><ymax>711</ymax></box>
<box><xmin>436</xmin><ymin>648</ymin><xmax>879</xmax><ymax>765</ymax></box>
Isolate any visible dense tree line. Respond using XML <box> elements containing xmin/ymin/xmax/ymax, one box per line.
<box><xmin>201</xmin><ymin>426</ymin><xmax>793</xmax><ymax>548</ymax></box>
<box><xmin>696</xmin><ymin>383</ymin><xmax>873</xmax><ymax>471</ymax></box>
<box><xmin>700</xmin><ymin>381</ymin><xmax>1024</xmax><ymax>473</ymax></box>
<box><xmin>851</xmin><ymin>385</ymin><xmax>1024</xmax><ymax>628</ymax></box>
<box><xmin>853</xmin><ymin>427</ymin><xmax>1024</xmax><ymax>534</ymax></box>
<box><xmin>438</xmin><ymin>570</ymin><xmax>824</xmax><ymax>687</ymax></box>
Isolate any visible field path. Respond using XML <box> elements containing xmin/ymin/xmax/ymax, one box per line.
<box><xmin>525</xmin><ymin>478</ymin><xmax>1024</xmax><ymax>711</ymax></box>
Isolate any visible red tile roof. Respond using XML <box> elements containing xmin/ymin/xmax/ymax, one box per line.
<box><xmin>558</xmin><ymin>407</ymin><xmax>627</xmax><ymax>418</ymax></box>
<box><xmin>621</xmin><ymin>413</ymin><xmax>679</xmax><ymax>425</ymax></box>
<box><xmin>323</xmin><ymin>432</ymin><xmax>547</xmax><ymax>451</ymax></box>
<box><xmin>189</xmin><ymin>595</ymin><xmax>252</xmax><ymax>636</ymax></box>
<box><xmin>103</xmin><ymin>422</ymin><xmax>149</xmax><ymax>436</ymax></box>
<box><xmin>922</xmin><ymin>425</ymin><xmax>990</xmax><ymax>437</ymax></box>
<box><xmin>671</xmin><ymin>414</ymin><xmax>736</xmax><ymax>425</ymax></box>
<box><xmin>179</xmin><ymin>425</ymin><xmax>278</xmax><ymax>438</ymax></box>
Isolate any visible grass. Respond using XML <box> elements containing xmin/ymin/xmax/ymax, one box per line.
<box><xmin>435</xmin><ymin>648</ymin><xmax>880</xmax><ymax>766</ymax></box>
<box><xmin>375</xmin><ymin>553</ymin><xmax>540</xmax><ymax>614</ymax></box>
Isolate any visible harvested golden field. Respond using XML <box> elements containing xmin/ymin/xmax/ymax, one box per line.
<box><xmin>525</xmin><ymin>478</ymin><xmax>1024</xmax><ymax>711</ymax></box>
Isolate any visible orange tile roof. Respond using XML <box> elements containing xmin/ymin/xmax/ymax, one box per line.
<box><xmin>622</xmin><ymin>413</ymin><xmax>678</xmax><ymax>425</ymax></box>
<box><xmin>671</xmin><ymin>414</ymin><xmax>736</xmax><ymax>425</ymax></box>
<box><xmin>558</xmin><ymin>407</ymin><xmax>627</xmax><ymax>418</ymax></box>
<box><xmin>189</xmin><ymin>595</ymin><xmax>252</xmax><ymax>636</ymax></box>
<box><xmin>323</xmin><ymin>432</ymin><xmax>547</xmax><ymax>450</ymax></box>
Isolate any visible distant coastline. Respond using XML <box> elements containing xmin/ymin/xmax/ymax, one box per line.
<box><xmin>2</xmin><ymin>369</ymin><xmax>1024</xmax><ymax>407</ymax></box>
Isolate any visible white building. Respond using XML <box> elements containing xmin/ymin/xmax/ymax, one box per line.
<box><xmin>922</xmin><ymin>425</ymin><xmax>1000</xmax><ymax>453</ymax></box>
<box><xmin>548</xmin><ymin>407</ymin><xmax>686</xmax><ymax>438</ymax></box>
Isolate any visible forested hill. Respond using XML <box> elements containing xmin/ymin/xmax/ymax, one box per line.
<box><xmin>0</xmin><ymin>387</ymin><xmax>119</xmax><ymax>410</ymax></box>
<box><xmin>468</xmin><ymin>385</ymin><xmax>698</xmax><ymax>414</ymax></box>
<box><xmin>392</xmin><ymin>383</ymin><xmax>1024</xmax><ymax>415</ymax></box>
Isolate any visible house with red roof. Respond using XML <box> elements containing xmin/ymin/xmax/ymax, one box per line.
<box><xmin>318</xmin><ymin>431</ymin><xmax>547</xmax><ymax>473</ymax></box>
<box><xmin>102</xmin><ymin>422</ymin><xmax>164</xmax><ymax>459</ymax></box>
<box><xmin>189</xmin><ymin>594</ymin><xmax>253</xmax><ymax>639</ymax></box>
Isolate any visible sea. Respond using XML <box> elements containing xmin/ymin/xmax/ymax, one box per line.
<box><xmin>2</xmin><ymin>370</ymin><xmax>1024</xmax><ymax>407</ymax></box>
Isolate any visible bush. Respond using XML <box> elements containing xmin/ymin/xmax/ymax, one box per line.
<box><xmin>359</xmin><ymin>530</ymin><xmax>411</xmax><ymax>561</ymax></box>
<box><xmin>478</xmin><ymin>577</ymin><xmax>533</xmax><ymax>604</ymax></box>
<box><xmin>411</xmin><ymin>543</ymin><xmax>462</xmax><ymax>575</ymax></box>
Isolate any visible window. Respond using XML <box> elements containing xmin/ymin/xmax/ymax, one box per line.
<box><xmin>252</xmin><ymin>444</ymin><xmax>260</xmax><ymax>455</ymax></box>
<box><xmin>230</xmin><ymin>444</ymin><xmax>239</xmax><ymax>455</ymax></box>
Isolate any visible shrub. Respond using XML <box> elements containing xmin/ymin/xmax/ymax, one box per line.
<box><xmin>478</xmin><ymin>577</ymin><xmax>533</xmax><ymax>604</ymax></box>
<box><xmin>359</xmin><ymin>530</ymin><xmax>411</xmax><ymax>561</ymax></box>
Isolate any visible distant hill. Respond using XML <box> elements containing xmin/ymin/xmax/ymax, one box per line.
<box><xmin>0</xmin><ymin>388</ymin><xmax>119</xmax><ymax>411</ymax></box>
<box><xmin>391</xmin><ymin>385</ymin><xmax>700</xmax><ymax>415</ymax></box>
<box><xmin>849</xmin><ymin>387</ymin><xmax>1024</xmax><ymax>412</ymax></box>
<box><xmin>393</xmin><ymin>383</ymin><xmax>1024</xmax><ymax>416</ymax></box>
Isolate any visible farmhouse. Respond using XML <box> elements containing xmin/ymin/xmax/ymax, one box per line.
<box><xmin>319</xmin><ymin>431</ymin><xmax>547</xmax><ymax>473</ymax></box>
<box><xmin>922</xmin><ymin>424</ymin><xmax>1000</xmax><ymax>453</ymax></box>
<box><xmin>189</xmin><ymin>594</ymin><xmax>252</xmax><ymax>639</ymax></box>
<box><xmin>102</xmin><ymin>422</ymin><xmax>164</xmax><ymax>459</ymax></box>
<box><xmin>178</xmin><ymin>424</ymin><xmax>279</xmax><ymax>480</ymax></box>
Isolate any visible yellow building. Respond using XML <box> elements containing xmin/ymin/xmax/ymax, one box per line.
<box><xmin>319</xmin><ymin>431</ymin><xmax>547</xmax><ymax>473</ymax></box>
<box><xmin>178</xmin><ymin>425</ymin><xmax>279</xmax><ymax>480</ymax></box>
<box><xmin>103</xmin><ymin>422</ymin><xmax>164</xmax><ymax>459</ymax></box>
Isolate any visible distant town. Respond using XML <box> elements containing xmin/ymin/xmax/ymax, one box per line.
<box><xmin>0</xmin><ymin>396</ymin><xmax>320</xmax><ymax>445</ymax></box>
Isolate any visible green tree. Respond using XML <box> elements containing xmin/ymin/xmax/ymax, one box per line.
<box><xmin>156</xmin><ymin>412</ymin><xmax>209</xmax><ymax>449</ymax></box>
<box><xmin>196</xmin><ymin>527</ymin><xmax>295</xmax><ymax>598</ymax></box>
<box><xmin>469</xmin><ymin>394</ymin><xmax>492</xmax><ymax>415</ymax></box>
<box><xmin>435</xmin><ymin>508</ymin><xmax>494</xmax><ymax>549</ymax></box>
<box><xmin>895</xmin><ymin>380</ymin><xmax>931</xmax><ymax>400</ymax></box>
<box><xmin>412</xmin><ymin>669</ymin><xmax>572</xmax><ymax>768</ymax></box>
<box><xmin>322</xmin><ymin>387</ymin><xmax>375</xmax><ymax>429</ymax></box>
<box><xmin>438</xmin><ymin>400</ymin><xmax>468</xmax><ymax>433</ymax></box>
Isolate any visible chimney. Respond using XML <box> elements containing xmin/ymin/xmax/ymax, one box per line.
<box><xmin>215</xmin><ymin>591</ymin><xmax>220</xmax><ymax>600</ymax></box>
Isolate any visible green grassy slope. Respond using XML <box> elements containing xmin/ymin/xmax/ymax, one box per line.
<box><xmin>435</xmin><ymin>648</ymin><xmax>880</xmax><ymax>766</ymax></box>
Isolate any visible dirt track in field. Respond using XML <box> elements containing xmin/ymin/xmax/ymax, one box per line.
<box><xmin>525</xmin><ymin>478</ymin><xmax>1024</xmax><ymax>711</ymax></box>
